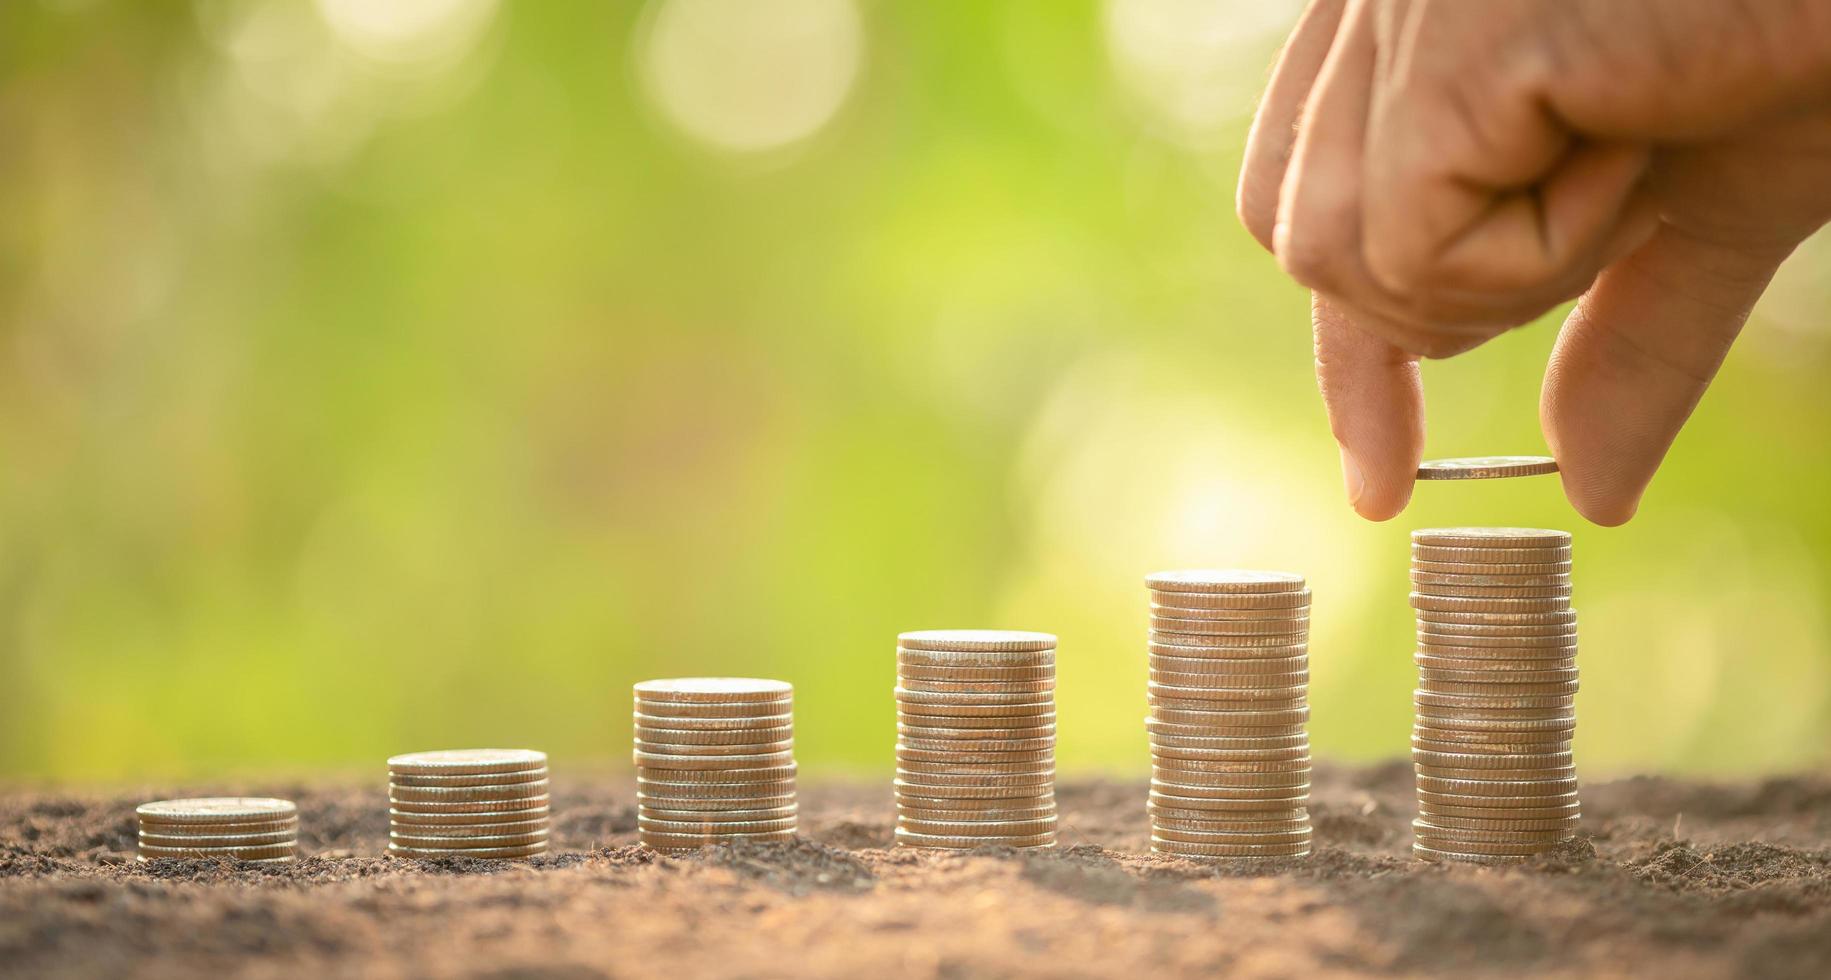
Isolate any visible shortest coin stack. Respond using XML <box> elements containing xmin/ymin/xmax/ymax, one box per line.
<box><xmin>634</xmin><ymin>678</ymin><xmax>798</xmax><ymax>854</ymax></box>
<box><xmin>387</xmin><ymin>749</ymin><xmax>552</xmax><ymax>859</ymax></box>
<box><xmin>136</xmin><ymin>798</ymin><xmax>299</xmax><ymax>862</ymax></box>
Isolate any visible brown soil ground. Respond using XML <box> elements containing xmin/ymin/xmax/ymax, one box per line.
<box><xmin>2</xmin><ymin>763</ymin><xmax>1828</xmax><ymax>979</ymax></box>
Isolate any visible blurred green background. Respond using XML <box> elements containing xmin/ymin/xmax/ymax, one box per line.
<box><xmin>3</xmin><ymin>0</ymin><xmax>1828</xmax><ymax>783</ymax></box>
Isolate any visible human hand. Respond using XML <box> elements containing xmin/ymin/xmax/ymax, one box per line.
<box><xmin>1238</xmin><ymin>0</ymin><xmax>1831</xmax><ymax>524</ymax></box>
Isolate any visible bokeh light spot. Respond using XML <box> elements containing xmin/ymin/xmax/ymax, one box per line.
<box><xmin>1103</xmin><ymin>0</ymin><xmax>1300</xmax><ymax>146</ymax></box>
<box><xmin>637</xmin><ymin>0</ymin><xmax>863</xmax><ymax>154</ymax></box>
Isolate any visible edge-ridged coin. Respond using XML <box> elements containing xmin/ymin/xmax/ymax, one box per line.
<box><xmin>1417</xmin><ymin>630</ymin><xmax>1578</xmax><ymax>649</ymax></box>
<box><xmin>1147</xmin><ymin>589</ymin><xmax>1310</xmax><ymax>610</ymax></box>
<box><xmin>633</xmin><ymin>711</ymin><xmax>792</xmax><ymax>731</ymax></box>
<box><xmin>387</xmin><ymin>780</ymin><xmax>551</xmax><ymax>804</ymax></box>
<box><xmin>1416</xmin><ymin>764</ymin><xmax>1574</xmax><ymax>781</ymax></box>
<box><xmin>897</xmin><ymin>662</ymin><xmax>1055</xmax><ymax>679</ymax></box>
<box><xmin>1412</xmin><ymin>527</ymin><xmax>1571</xmax><ymax>547</ymax></box>
<box><xmin>1152</xmin><ymin>826</ymin><xmax>1311</xmax><ymax>845</ymax></box>
<box><xmin>1149</xmin><ymin>603</ymin><xmax>1309</xmax><ymax>621</ymax></box>
<box><xmin>386</xmin><ymin>750</ymin><xmax>547</xmax><ymax>777</ymax></box>
<box><xmin>639</xmin><ymin>815</ymin><xmax>798</xmax><ymax>833</ymax></box>
<box><xmin>897</xmin><ymin>679</ymin><xmax>1056</xmax><ymax>696</ymax></box>
<box><xmin>1147</xmin><ymin>706</ymin><xmax>1309</xmax><ymax>727</ymax></box>
<box><xmin>1149</xmin><ymin>732</ymin><xmax>1308</xmax><ymax>750</ymax></box>
<box><xmin>1145</xmin><ymin>570</ymin><xmax>1305</xmax><ymax>594</ymax></box>
<box><xmin>897</xmin><ymin>630</ymin><xmax>1056</xmax><ymax>652</ymax></box>
<box><xmin>896</xmin><ymin>759</ymin><xmax>1054</xmax><ymax>777</ymax></box>
<box><xmin>636</xmin><ymin>764</ymin><xmax>796</xmax><ymax>784</ymax></box>
<box><xmin>632</xmin><ymin>739</ymin><xmax>795</xmax><ymax>758</ymax></box>
<box><xmin>633</xmin><ymin>750</ymin><xmax>794</xmax><ymax>771</ymax></box>
<box><xmin>1150</xmin><ymin>671</ymin><xmax>1308</xmax><ymax>690</ymax></box>
<box><xmin>1151</xmin><ymin>745</ymin><xmax>1310</xmax><ymax>764</ymax></box>
<box><xmin>1417</xmin><ymin>583</ymin><xmax>1573</xmax><ymax>599</ymax></box>
<box><xmin>1410</xmin><ymin>594</ymin><xmax>1571</xmax><ymax>614</ymax></box>
<box><xmin>1150</xmin><ymin>837</ymin><xmax>1309</xmax><ymax>857</ymax></box>
<box><xmin>899</xmin><ymin>816</ymin><xmax>1057</xmax><ymax>836</ymax></box>
<box><xmin>895</xmin><ymin>793</ymin><xmax>1052</xmax><ymax>810</ymax></box>
<box><xmin>1415</xmin><ymin>690</ymin><xmax>1576</xmax><ymax>708</ymax></box>
<box><xmin>1149</xmin><ymin>655</ymin><xmax>1308</xmax><ymax>675</ymax></box>
<box><xmin>1412</xmin><ymin>571</ymin><xmax>1570</xmax><ymax>588</ymax></box>
<box><xmin>897</xmin><ymin>712</ymin><xmax>1057</xmax><ymax>729</ymax></box>
<box><xmin>1148</xmin><ymin>639</ymin><xmax>1310</xmax><ymax>657</ymax></box>
<box><xmin>1418</xmin><ymin>621</ymin><xmax>1576</xmax><ymax>638</ymax></box>
<box><xmin>1149</xmin><ymin>617</ymin><xmax>1308</xmax><ymax>636</ymax></box>
<box><xmin>389</xmin><ymin>769</ymin><xmax>549</xmax><ymax>788</ymax></box>
<box><xmin>1415</xmin><ymin>608</ymin><xmax>1576</xmax><ymax>627</ymax></box>
<box><xmin>1418</xmin><ymin>666</ymin><xmax>1578</xmax><ymax>684</ymax></box>
<box><xmin>1419</xmin><ymin>803</ymin><xmax>1580</xmax><ymax>821</ymax></box>
<box><xmin>384</xmin><ymin>817</ymin><xmax>549</xmax><ymax>836</ymax></box>
<box><xmin>1415</xmin><ymin>456</ymin><xmax>1558</xmax><ymax>480</ymax></box>
<box><xmin>1148</xmin><ymin>789</ymin><xmax>1309</xmax><ymax>809</ymax></box>
<box><xmin>389</xmin><ymin>807</ymin><xmax>552</xmax><ymax>826</ymax></box>
<box><xmin>138</xmin><ymin>842</ymin><xmax>298</xmax><ymax>860</ymax></box>
<box><xmin>893</xmin><ymin>779</ymin><xmax>1054</xmax><ymax>801</ymax></box>
<box><xmin>389</xmin><ymin>795</ymin><xmax>551</xmax><ymax>815</ymax></box>
<box><xmin>898</xmin><ymin>735</ymin><xmax>1053</xmax><ymax>753</ymax></box>
<box><xmin>1415</xmin><ymin>813</ymin><xmax>1582</xmax><ymax>832</ymax></box>
<box><xmin>634</xmin><ymin>724</ymin><xmax>793</xmax><ymax>745</ymax></box>
<box><xmin>135</xmin><ymin>798</ymin><xmax>297</xmax><ymax>825</ymax></box>
<box><xmin>1148</xmin><ymin>812</ymin><xmax>1310</xmax><ymax>832</ymax></box>
<box><xmin>898</xmin><ymin>803</ymin><xmax>1057</xmax><ymax>820</ymax></box>
<box><xmin>1412</xmin><ymin>546</ymin><xmax>1572</xmax><ymax>566</ymax></box>
<box><xmin>1416</xmin><ymin>777</ymin><xmax>1578</xmax><ymax>796</ymax></box>
<box><xmin>138</xmin><ymin>829</ymin><xmax>296</xmax><ymax>848</ymax></box>
<box><xmin>635</xmin><ymin>700</ymin><xmax>793</xmax><ymax>720</ymax></box>
<box><xmin>389</xmin><ymin>842</ymin><xmax>548</xmax><ymax>859</ymax></box>
<box><xmin>894</xmin><ymin>688</ymin><xmax>1057</xmax><ymax>707</ymax></box>
<box><xmin>132</xmin><ymin>816</ymin><xmax>298</xmax><ymax>836</ymax></box>
<box><xmin>634</xmin><ymin>678</ymin><xmax>792</xmax><ymax>702</ymax></box>
<box><xmin>897</xmin><ymin>723</ymin><xmax>1055</xmax><ymax>741</ymax></box>
<box><xmin>894</xmin><ymin>829</ymin><xmax>1054</xmax><ymax>848</ymax></box>
<box><xmin>391</xmin><ymin>829</ymin><xmax>552</xmax><ymax>848</ymax></box>
<box><xmin>1412</xmin><ymin>560</ymin><xmax>1571</xmax><ymax>577</ymax></box>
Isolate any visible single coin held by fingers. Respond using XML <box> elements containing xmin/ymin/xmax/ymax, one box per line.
<box><xmin>1416</xmin><ymin>456</ymin><xmax>1559</xmax><ymax>481</ymax></box>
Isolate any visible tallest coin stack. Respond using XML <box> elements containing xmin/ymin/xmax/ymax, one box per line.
<box><xmin>1146</xmin><ymin>570</ymin><xmax>1313</xmax><ymax>861</ymax></box>
<box><xmin>1410</xmin><ymin>527</ymin><xmax>1581</xmax><ymax>863</ymax></box>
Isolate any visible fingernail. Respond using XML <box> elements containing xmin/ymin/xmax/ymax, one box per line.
<box><xmin>1338</xmin><ymin>445</ymin><xmax>1366</xmax><ymax>509</ymax></box>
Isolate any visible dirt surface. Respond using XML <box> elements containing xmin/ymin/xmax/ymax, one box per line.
<box><xmin>2</xmin><ymin>763</ymin><xmax>1828</xmax><ymax>979</ymax></box>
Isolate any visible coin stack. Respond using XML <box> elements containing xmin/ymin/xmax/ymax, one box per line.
<box><xmin>634</xmin><ymin>678</ymin><xmax>798</xmax><ymax>853</ymax></box>
<box><xmin>1146</xmin><ymin>571</ymin><xmax>1313</xmax><ymax>860</ymax></box>
<box><xmin>1410</xmin><ymin>527</ymin><xmax>1581</xmax><ymax>863</ymax></box>
<box><xmin>135</xmin><ymin>798</ymin><xmax>299</xmax><ymax>862</ymax></box>
<box><xmin>387</xmin><ymin>749</ymin><xmax>552</xmax><ymax>859</ymax></box>
<box><xmin>895</xmin><ymin>630</ymin><xmax>1058</xmax><ymax>849</ymax></box>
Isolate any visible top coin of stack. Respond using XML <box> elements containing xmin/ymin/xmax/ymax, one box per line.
<box><xmin>136</xmin><ymin>798</ymin><xmax>299</xmax><ymax>862</ymax></box>
<box><xmin>895</xmin><ymin>630</ymin><xmax>1059</xmax><ymax>849</ymax></box>
<box><xmin>1409</xmin><ymin>527</ymin><xmax>1581</xmax><ymax>864</ymax></box>
<box><xmin>1145</xmin><ymin>570</ymin><xmax>1313</xmax><ymax>861</ymax></box>
<box><xmin>634</xmin><ymin>678</ymin><xmax>798</xmax><ymax>853</ymax></box>
<box><xmin>387</xmin><ymin>749</ymin><xmax>551</xmax><ymax>859</ymax></box>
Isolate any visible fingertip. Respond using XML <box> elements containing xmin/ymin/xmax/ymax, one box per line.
<box><xmin>1558</xmin><ymin>468</ymin><xmax>1641</xmax><ymax>527</ymax></box>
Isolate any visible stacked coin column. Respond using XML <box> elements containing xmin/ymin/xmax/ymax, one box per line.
<box><xmin>1145</xmin><ymin>570</ymin><xmax>1313</xmax><ymax>860</ymax></box>
<box><xmin>634</xmin><ymin>678</ymin><xmax>798</xmax><ymax>853</ymax></box>
<box><xmin>1410</xmin><ymin>528</ymin><xmax>1580</xmax><ymax>863</ymax></box>
<box><xmin>388</xmin><ymin>749</ymin><xmax>552</xmax><ymax>859</ymax></box>
<box><xmin>894</xmin><ymin>630</ymin><xmax>1058</xmax><ymax>849</ymax></box>
<box><xmin>136</xmin><ymin>798</ymin><xmax>299</xmax><ymax>862</ymax></box>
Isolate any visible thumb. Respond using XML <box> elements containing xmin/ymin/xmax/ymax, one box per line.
<box><xmin>1314</xmin><ymin>293</ymin><xmax>1427</xmax><ymax>521</ymax></box>
<box><xmin>1541</xmin><ymin>227</ymin><xmax>1788</xmax><ymax>525</ymax></box>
